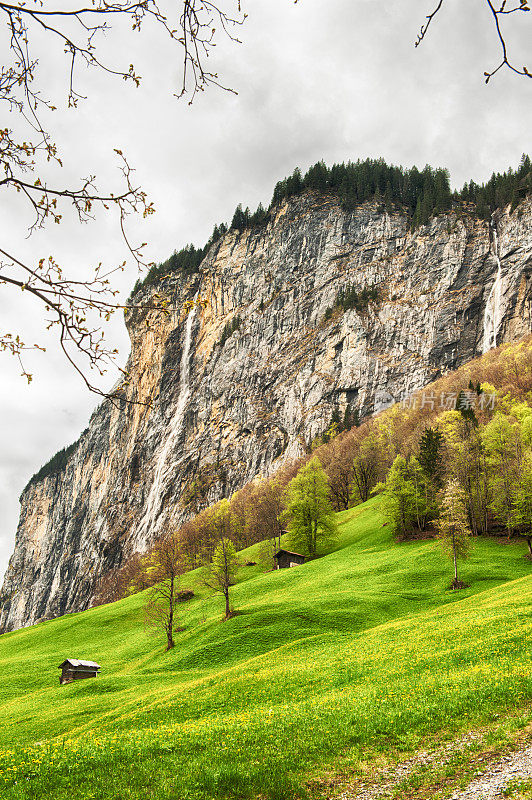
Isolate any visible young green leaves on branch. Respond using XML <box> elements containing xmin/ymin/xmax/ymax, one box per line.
<box><xmin>142</xmin><ymin>530</ymin><xmax>189</xmax><ymax>651</ymax></box>
<box><xmin>202</xmin><ymin>500</ymin><xmax>240</xmax><ymax>619</ymax></box>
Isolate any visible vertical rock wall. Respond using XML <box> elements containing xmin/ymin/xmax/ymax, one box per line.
<box><xmin>2</xmin><ymin>192</ymin><xmax>532</xmax><ymax>631</ymax></box>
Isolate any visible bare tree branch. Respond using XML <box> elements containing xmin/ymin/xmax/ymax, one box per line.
<box><xmin>0</xmin><ymin>246</ymin><xmax>171</xmax><ymax>400</ymax></box>
<box><xmin>415</xmin><ymin>0</ymin><xmax>532</xmax><ymax>83</ymax></box>
<box><xmin>0</xmin><ymin>1</ymin><xmax>245</xmax><ymax>396</ymax></box>
<box><xmin>483</xmin><ymin>0</ymin><xmax>532</xmax><ymax>82</ymax></box>
<box><xmin>414</xmin><ymin>0</ymin><xmax>445</xmax><ymax>48</ymax></box>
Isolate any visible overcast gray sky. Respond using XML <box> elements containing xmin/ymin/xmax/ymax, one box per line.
<box><xmin>1</xmin><ymin>0</ymin><xmax>531</xmax><ymax>581</ymax></box>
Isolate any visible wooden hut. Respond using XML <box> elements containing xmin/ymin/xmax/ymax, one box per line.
<box><xmin>274</xmin><ymin>549</ymin><xmax>306</xmax><ymax>569</ymax></box>
<box><xmin>58</xmin><ymin>659</ymin><xmax>101</xmax><ymax>685</ymax></box>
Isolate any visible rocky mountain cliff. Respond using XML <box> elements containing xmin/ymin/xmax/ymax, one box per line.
<box><xmin>2</xmin><ymin>191</ymin><xmax>532</xmax><ymax>632</ymax></box>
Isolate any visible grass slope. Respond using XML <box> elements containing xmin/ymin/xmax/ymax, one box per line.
<box><xmin>1</xmin><ymin>498</ymin><xmax>531</xmax><ymax>799</ymax></box>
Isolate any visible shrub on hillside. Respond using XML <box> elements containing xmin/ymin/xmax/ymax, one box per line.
<box><xmin>219</xmin><ymin>315</ymin><xmax>242</xmax><ymax>347</ymax></box>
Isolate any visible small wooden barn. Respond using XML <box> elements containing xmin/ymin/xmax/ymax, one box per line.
<box><xmin>58</xmin><ymin>659</ymin><xmax>101</xmax><ymax>685</ymax></box>
<box><xmin>274</xmin><ymin>549</ymin><xmax>306</xmax><ymax>569</ymax></box>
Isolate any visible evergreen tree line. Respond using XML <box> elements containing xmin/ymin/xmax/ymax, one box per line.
<box><xmin>457</xmin><ymin>154</ymin><xmax>532</xmax><ymax>220</ymax></box>
<box><xmin>310</xmin><ymin>405</ymin><xmax>360</xmax><ymax>451</ymax></box>
<box><xmin>24</xmin><ymin>431</ymin><xmax>88</xmax><ymax>496</ymax></box>
<box><xmin>129</xmin><ymin>242</ymin><xmax>209</xmax><ymax>298</ymax></box>
<box><xmin>229</xmin><ymin>203</ymin><xmax>268</xmax><ymax>231</ymax></box>
<box><xmin>272</xmin><ymin>159</ymin><xmax>453</xmax><ymax>226</ymax></box>
<box><xmin>129</xmin><ymin>155</ymin><xmax>532</xmax><ymax>299</ymax></box>
<box><xmin>271</xmin><ymin>154</ymin><xmax>532</xmax><ymax>225</ymax></box>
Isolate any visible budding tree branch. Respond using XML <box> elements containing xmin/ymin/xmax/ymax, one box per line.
<box><xmin>416</xmin><ymin>0</ymin><xmax>532</xmax><ymax>83</ymax></box>
<box><xmin>0</xmin><ymin>1</ymin><xmax>244</xmax><ymax>395</ymax></box>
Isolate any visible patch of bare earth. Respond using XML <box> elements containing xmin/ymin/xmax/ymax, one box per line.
<box><xmin>324</xmin><ymin>729</ymin><xmax>532</xmax><ymax>800</ymax></box>
<box><xmin>328</xmin><ymin>732</ymin><xmax>481</xmax><ymax>800</ymax></box>
<box><xmin>447</xmin><ymin>744</ymin><xmax>532</xmax><ymax>800</ymax></box>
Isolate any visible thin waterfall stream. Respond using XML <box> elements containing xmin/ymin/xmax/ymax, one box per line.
<box><xmin>482</xmin><ymin>223</ymin><xmax>503</xmax><ymax>353</ymax></box>
<box><xmin>137</xmin><ymin>293</ymin><xmax>199</xmax><ymax>538</ymax></box>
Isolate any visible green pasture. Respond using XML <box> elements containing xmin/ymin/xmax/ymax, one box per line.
<box><xmin>0</xmin><ymin>497</ymin><xmax>531</xmax><ymax>799</ymax></box>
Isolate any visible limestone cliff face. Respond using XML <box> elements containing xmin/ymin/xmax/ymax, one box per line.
<box><xmin>2</xmin><ymin>192</ymin><xmax>532</xmax><ymax>631</ymax></box>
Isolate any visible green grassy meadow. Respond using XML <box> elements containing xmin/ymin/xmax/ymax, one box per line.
<box><xmin>1</xmin><ymin>497</ymin><xmax>532</xmax><ymax>799</ymax></box>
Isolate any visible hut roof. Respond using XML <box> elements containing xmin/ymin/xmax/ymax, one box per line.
<box><xmin>274</xmin><ymin>549</ymin><xmax>305</xmax><ymax>559</ymax></box>
<box><xmin>58</xmin><ymin>659</ymin><xmax>101</xmax><ymax>670</ymax></box>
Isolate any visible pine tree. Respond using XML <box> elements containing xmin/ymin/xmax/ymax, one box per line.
<box><xmin>384</xmin><ymin>181</ymin><xmax>393</xmax><ymax>213</ymax></box>
<box><xmin>249</xmin><ymin>202</ymin><xmax>268</xmax><ymax>227</ymax></box>
<box><xmin>230</xmin><ymin>203</ymin><xmax>250</xmax><ymax>231</ymax></box>
<box><xmin>455</xmin><ymin>390</ymin><xmax>478</xmax><ymax>427</ymax></box>
<box><xmin>412</xmin><ymin>196</ymin><xmax>422</xmax><ymax>229</ymax></box>
<box><xmin>433</xmin><ymin>168</ymin><xmax>451</xmax><ymax>213</ymax></box>
<box><xmin>283</xmin><ymin>457</ymin><xmax>338</xmax><ymax>556</ymax></box>
<box><xmin>420</xmin><ymin>188</ymin><xmax>433</xmax><ymax>226</ymax></box>
<box><xmin>329</xmin><ymin>406</ymin><xmax>341</xmax><ymax>435</ymax></box>
<box><xmin>285</xmin><ymin>167</ymin><xmax>303</xmax><ymax>196</ymax></box>
<box><xmin>271</xmin><ymin>179</ymin><xmax>288</xmax><ymax>206</ymax></box>
<box><xmin>418</xmin><ymin>427</ymin><xmax>444</xmax><ymax>484</ymax></box>
<box><xmin>343</xmin><ymin>406</ymin><xmax>359</xmax><ymax>430</ymax></box>
<box><xmin>436</xmin><ymin>479</ymin><xmax>471</xmax><ymax>589</ymax></box>
<box><xmin>304</xmin><ymin>161</ymin><xmax>329</xmax><ymax>192</ymax></box>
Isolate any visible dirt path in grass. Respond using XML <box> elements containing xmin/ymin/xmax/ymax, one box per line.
<box><xmin>334</xmin><ymin>732</ymin><xmax>478</xmax><ymax>800</ymax></box>
<box><xmin>447</xmin><ymin>744</ymin><xmax>532</xmax><ymax>799</ymax></box>
<box><xmin>334</xmin><ymin>737</ymin><xmax>532</xmax><ymax>800</ymax></box>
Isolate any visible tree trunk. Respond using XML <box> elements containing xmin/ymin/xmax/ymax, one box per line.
<box><xmin>166</xmin><ymin>575</ymin><xmax>175</xmax><ymax>650</ymax></box>
<box><xmin>452</xmin><ymin>531</ymin><xmax>459</xmax><ymax>586</ymax></box>
<box><xmin>527</xmin><ymin>536</ymin><xmax>532</xmax><ymax>556</ymax></box>
<box><xmin>224</xmin><ymin>586</ymin><xmax>230</xmax><ymax>619</ymax></box>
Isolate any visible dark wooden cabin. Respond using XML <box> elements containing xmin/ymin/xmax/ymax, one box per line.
<box><xmin>274</xmin><ymin>549</ymin><xmax>306</xmax><ymax>569</ymax></box>
<box><xmin>58</xmin><ymin>659</ymin><xmax>101</xmax><ymax>685</ymax></box>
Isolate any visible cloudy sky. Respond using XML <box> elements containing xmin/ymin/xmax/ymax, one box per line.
<box><xmin>1</xmin><ymin>0</ymin><xmax>531</xmax><ymax>581</ymax></box>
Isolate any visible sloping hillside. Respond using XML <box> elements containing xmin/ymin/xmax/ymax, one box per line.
<box><xmin>1</xmin><ymin>499</ymin><xmax>531</xmax><ymax>799</ymax></box>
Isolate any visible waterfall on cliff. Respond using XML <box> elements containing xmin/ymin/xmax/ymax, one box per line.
<box><xmin>482</xmin><ymin>224</ymin><xmax>503</xmax><ymax>353</ymax></box>
<box><xmin>138</xmin><ymin>294</ymin><xmax>198</xmax><ymax>538</ymax></box>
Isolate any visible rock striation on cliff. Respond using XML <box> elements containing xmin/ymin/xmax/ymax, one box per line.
<box><xmin>2</xmin><ymin>191</ymin><xmax>532</xmax><ymax>632</ymax></box>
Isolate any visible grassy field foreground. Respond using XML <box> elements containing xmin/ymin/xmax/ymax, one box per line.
<box><xmin>0</xmin><ymin>498</ymin><xmax>531</xmax><ymax>799</ymax></box>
